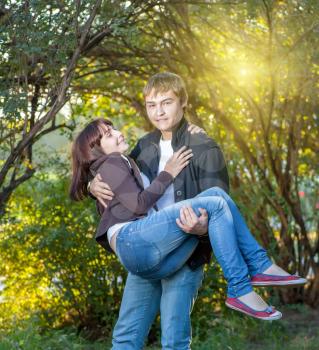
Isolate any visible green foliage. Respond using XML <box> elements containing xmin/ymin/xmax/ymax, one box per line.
<box><xmin>0</xmin><ymin>305</ymin><xmax>318</xmax><ymax>350</ymax></box>
<box><xmin>0</xmin><ymin>320</ymin><xmax>111</xmax><ymax>349</ymax></box>
<box><xmin>0</xmin><ymin>1</ymin><xmax>78</xmax><ymax>119</ymax></box>
<box><xmin>0</xmin><ymin>0</ymin><xmax>155</xmax><ymax>217</ymax></box>
<box><xmin>0</xmin><ymin>170</ymin><xmax>126</xmax><ymax>334</ymax></box>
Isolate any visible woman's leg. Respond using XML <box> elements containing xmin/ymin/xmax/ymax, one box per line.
<box><xmin>194</xmin><ymin>187</ymin><xmax>272</xmax><ymax>276</ymax></box>
<box><xmin>117</xmin><ymin>195</ymin><xmax>253</xmax><ymax>298</ymax></box>
<box><xmin>138</xmin><ymin>238</ymin><xmax>199</xmax><ymax>280</ymax></box>
<box><xmin>197</xmin><ymin>187</ymin><xmax>307</xmax><ymax>288</ymax></box>
<box><xmin>116</xmin><ymin>214</ymin><xmax>198</xmax><ymax>278</ymax></box>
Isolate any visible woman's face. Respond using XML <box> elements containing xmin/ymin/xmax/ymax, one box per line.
<box><xmin>99</xmin><ymin>126</ymin><xmax>129</xmax><ymax>155</ymax></box>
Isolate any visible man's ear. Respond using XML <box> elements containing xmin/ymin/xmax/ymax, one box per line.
<box><xmin>181</xmin><ymin>99</ymin><xmax>188</xmax><ymax>109</ymax></box>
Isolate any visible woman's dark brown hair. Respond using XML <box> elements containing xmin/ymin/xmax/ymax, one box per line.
<box><xmin>70</xmin><ymin>118</ymin><xmax>113</xmax><ymax>201</ymax></box>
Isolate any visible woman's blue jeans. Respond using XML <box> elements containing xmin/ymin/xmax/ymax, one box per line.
<box><xmin>116</xmin><ymin>187</ymin><xmax>272</xmax><ymax>298</ymax></box>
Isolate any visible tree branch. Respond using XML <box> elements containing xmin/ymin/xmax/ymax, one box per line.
<box><xmin>0</xmin><ymin>0</ymin><xmax>102</xmax><ymax>189</ymax></box>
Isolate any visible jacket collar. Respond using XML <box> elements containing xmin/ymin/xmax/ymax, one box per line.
<box><xmin>90</xmin><ymin>152</ymin><xmax>144</xmax><ymax>188</ymax></box>
<box><xmin>90</xmin><ymin>154</ymin><xmax>112</xmax><ymax>173</ymax></box>
<box><xmin>90</xmin><ymin>152</ymin><xmax>128</xmax><ymax>173</ymax></box>
<box><xmin>151</xmin><ymin>117</ymin><xmax>188</xmax><ymax>146</ymax></box>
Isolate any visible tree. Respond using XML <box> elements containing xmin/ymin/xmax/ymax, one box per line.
<box><xmin>0</xmin><ymin>0</ymin><xmax>159</xmax><ymax>216</ymax></box>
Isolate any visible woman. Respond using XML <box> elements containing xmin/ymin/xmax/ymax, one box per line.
<box><xmin>70</xmin><ymin>119</ymin><xmax>307</xmax><ymax>321</ymax></box>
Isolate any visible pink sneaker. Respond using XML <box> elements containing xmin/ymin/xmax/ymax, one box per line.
<box><xmin>251</xmin><ymin>273</ymin><xmax>307</xmax><ymax>287</ymax></box>
<box><xmin>226</xmin><ymin>297</ymin><xmax>282</xmax><ymax>321</ymax></box>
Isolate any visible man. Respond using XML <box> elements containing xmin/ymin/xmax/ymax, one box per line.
<box><xmin>90</xmin><ymin>72</ymin><xmax>229</xmax><ymax>349</ymax></box>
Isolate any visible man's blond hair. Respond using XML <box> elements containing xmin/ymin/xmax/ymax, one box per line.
<box><xmin>143</xmin><ymin>72</ymin><xmax>188</xmax><ymax>106</ymax></box>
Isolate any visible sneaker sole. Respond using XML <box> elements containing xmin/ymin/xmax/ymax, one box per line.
<box><xmin>225</xmin><ymin>302</ymin><xmax>282</xmax><ymax>321</ymax></box>
<box><xmin>251</xmin><ymin>279</ymin><xmax>308</xmax><ymax>287</ymax></box>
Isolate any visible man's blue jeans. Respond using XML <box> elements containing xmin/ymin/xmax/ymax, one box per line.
<box><xmin>112</xmin><ymin>265</ymin><xmax>204</xmax><ymax>350</ymax></box>
<box><xmin>117</xmin><ymin>187</ymin><xmax>272</xmax><ymax>298</ymax></box>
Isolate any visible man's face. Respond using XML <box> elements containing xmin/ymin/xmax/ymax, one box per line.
<box><xmin>145</xmin><ymin>89</ymin><xmax>186</xmax><ymax>133</ymax></box>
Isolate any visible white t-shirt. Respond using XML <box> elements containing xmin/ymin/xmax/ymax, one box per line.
<box><xmin>156</xmin><ymin>138</ymin><xmax>175</xmax><ymax>210</ymax></box>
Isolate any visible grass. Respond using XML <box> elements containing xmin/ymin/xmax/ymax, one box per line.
<box><xmin>189</xmin><ymin>306</ymin><xmax>319</xmax><ymax>350</ymax></box>
<box><xmin>0</xmin><ymin>324</ymin><xmax>111</xmax><ymax>350</ymax></box>
<box><xmin>147</xmin><ymin>304</ymin><xmax>319</xmax><ymax>350</ymax></box>
<box><xmin>0</xmin><ymin>305</ymin><xmax>318</xmax><ymax>350</ymax></box>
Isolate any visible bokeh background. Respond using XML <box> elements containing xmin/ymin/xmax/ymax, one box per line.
<box><xmin>0</xmin><ymin>1</ymin><xmax>318</xmax><ymax>349</ymax></box>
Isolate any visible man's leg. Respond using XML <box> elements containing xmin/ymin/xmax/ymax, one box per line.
<box><xmin>160</xmin><ymin>264</ymin><xmax>204</xmax><ymax>350</ymax></box>
<box><xmin>112</xmin><ymin>272</ymin><xmax>161</xmax><ymax>350</ymax></box>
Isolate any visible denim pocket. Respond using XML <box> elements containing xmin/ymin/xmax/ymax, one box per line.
<box><xmin>135</xmin><ymin>240</ymin><xmax>161</xmax><ymax>273</ymax></box>
<box><xmin>117</xmin><ymin>238</ymin><xmax>138</xmax><ymax>273</ymax></box>
<box><xmin>117</xmin><ymin>235</ymin><xmax>161</xmax><ymax>274</ymax></box>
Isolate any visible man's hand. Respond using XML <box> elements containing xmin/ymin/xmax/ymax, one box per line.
<box><xmin>90</xmin><ymin>173</ymin><xmax>114</xmax><ymax>208</ymax></box>
<box><xmin>176</xmin><ymin>206</ymin><xmax>208</xmax><ymax>235</ymax></box>
<box><xmin>188</xmin><ymin>124</ymin><xmax>206</xmax><ymax>135</ymax></box>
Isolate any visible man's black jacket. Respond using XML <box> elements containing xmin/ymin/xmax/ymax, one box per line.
<box><xmin>130</xmin><ymin>118</ymin><xmax>229</xmax><ymax>270</ymax></box>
